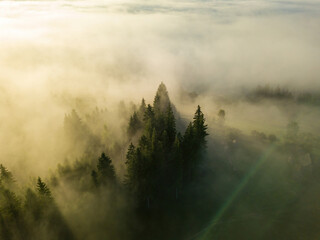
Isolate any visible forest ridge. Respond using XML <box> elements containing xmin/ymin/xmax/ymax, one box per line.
<box><xmin>1</xmin><ymin>83</ymin><xmax>320</xmax><ymax>240</ymax></box>
<box><xmin>0</xmin><ymin>83</ymin><xmax>211</xmax><ymax>240</ymax></box>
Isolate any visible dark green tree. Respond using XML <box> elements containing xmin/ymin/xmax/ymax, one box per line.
<box><xmin>0</xmin><ymin>164</ymin><xmax>14</xmax><ymax>185</ymax></box>
<box><xmin>181</xmin><ymin>106</ymin><xmax>208</xmax><ymax>184</ymax></box>
<box><xmin>97</xmin><ymin>153</ymin><xmax>116</xmax><ymax>185</ymax></box>
<box><xmin>165</xmin><ymin>103</ymin><xmax>176</xmax><ymax>149</ymax></box>
<box><xmin>0</xmin><ymin>188</ymin><xmax>23</xmax><ymax>240</ymax></box>
<box><xmin>37</xmin><ymin>177</ymin><xmax>51</xmax><ymax>198</ymax></box>
<box><xmin>138</xmin><ymin>98</ymin><xmax>147</xmax><ymax>118</ymax></box>
<box><xmin>193</xmin><ymin>105</ymin><xmax>209</xmax><ymax>148</ymax></box>
<box><xmin>125</xmin><ymin>85</ymin><xmax>209</xmax><ymax>207</ymax></box>
<box><xmin>143</xmin><ymin>104</ymin><xmax>155</xmax><ymax>139</ymax></box>
<box><xmin>125</xmin><ymin>143</ymin><xmax>137</xmax><ymax>188</ymax></box>
<box><xmin>128</xmin><ymin>111</ymin><xmax>142</xmax><ymax>138</ymax></box>
<box><xmin>153</xmin><ymin>82</ymin><xmax>170</xmax><ymax>116</ymax></box>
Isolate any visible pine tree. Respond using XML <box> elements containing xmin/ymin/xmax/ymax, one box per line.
<box><xmin>64</xmin><ymin>109</ymin><xmax>83</xmax><ymax>136</ymax></box>
<box><xmin>165</xmin><ymin>103</ymin><xmax>176</xmax><ymax>148</ymax></box>
<box><xmin>143</xmin><ymin>104</ymin><xmax>154</xmax><ymax>123</ymax></box>
<box><xmin>97</xmin><ymin>153</ymin><xmax>116</xmax><ymax>185</ymax></box>
<box><xmin>151</xmin><ymin>128</ymin><xmax>157</xmax><ymax>152</ymax></box>
<box><xmin>37</xmin><ymin>177</ymin><xmax>51</xmax><ymax>198</ymax></box>
<box><xmin>181</xmin><ymin>106</ymin><xmax>208</xmax><ymax>184</ymax></box>
<box><xmin>128</xmin><ymin>111</ymin><xmax>142</xmax><ymax>138</ymax></box>
<box><xmin>153</xmin><ymin>82</ymin><xmax>170</xmax><ymax>116</ymax></box>
<box><xmin>126</xmin><ymin>143</ymin><xmax>136</xmax><ymax>165</ymax></box>
<box><xmin>183</xmin><ymin>122</ymin><xmax>195</xmax><ymax>150</ymax></box>
<box><xmin>193</xmin><ymin>105</ymin><xmax>208</xmax><ymax>148</ymax></box>
<box><xmin>125</xmin><ymin>143</ymin><xmax>136</xmax><ymax>187</ymax></box>
<box><xmin>143</xmin><ymin>104</ymin><xmax>155</xmax><ymax>139</ymax></box>
<box><xmin>173</xmin><ymin>134</ymin><xmax>183</xmax><ymax>196</ymax></box>
<box><xmin>138</xmin><ymin>98</ymin><xmax>147</xmax><ymax>119</ymax></box>
<box><xmin>125</xmin><ymin>85</ymin><xmax>210</xmax><ymax>205</ymax></box>
<box><xmin>0</xmin><ymin>164</ymin><xmax>14</xmax><ymax>185</ymax></box>
<box><xmin>0</xmin><ymin>187</ymin><xmax>23</xmax><ymax>239</ymax></box>
<box><xmin>181</xmin><ymin>122</ymin><xmax>194</xmax><ymax>183</ymax></box>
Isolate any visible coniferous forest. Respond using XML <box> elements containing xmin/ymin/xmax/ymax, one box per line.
<box><xmin>1</xmin><ymin>1</ymin><xmax>320</xmax><ymax>239</ymax></box>
<box><xmin>1</xmin><ymin>83</ymin><xmax>320</xmax><ymax>240</ymax></box>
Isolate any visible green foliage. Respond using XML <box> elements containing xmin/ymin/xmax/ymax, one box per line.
<box><xmin>92</xmin><ymin>153</ymin><xmax>116</xmax><ymax>186</ymax></box>
<box><xmin>248</xmin><ymin>85</ymin><xmax>294</xmax><ymax>101</ymax></box>
<box><xmin>248</xmin><ymin>85</ymin><xmax>320</xmax><ymax>106</ymax></box>
<box><xmin>37</xmin><ymin>177</ymin><xmax>51</xmax><ymax>198</ymax></box>
<box><xmin>124</xmin><ymin>83</ymin><xmax>208</xmax><ymax>207</ymax></box>
<box><xmin>153</xmin><ymin>82</ymin><xmax>170</xmax><ymax>117</ymax></box>
<box><xmin>165</xmin><ymin>103</ymin><xmax>176</xmax><ymax>148</ymax></box>
<box><xmin>138</xmin><ymin>98</ymin><xmax>147</xmax><ymax>117</ymax></box>
<box><xmin>0</xmin><ymin>164</ymin><xmax>14</xmax><ymax>185</ymax></box>
<box><xmin>64</xmin><ymin>109</ymin><xmax>103</xmax><ymax>156</ymax></box>
<box><xmin>64</xmin><ymin>109</ymin><xmax>85</xmax><ymax>138</ymax></box>
<box><xmin>0</xmin><ymin>167</ymin><xmax>74</xmax><ymax>240</ymax></box>
<box><xmin>127</xmin><ymin>111</ymin><xmax>142</xmax><ymax>138</ymax></box>
<box><xmin>4</xmin><ymin>82</ymin><xmax>320</xmax><ymax>240</ymax></box>
<box><xmin>192</xmin><ymin>105</ymin><xmax>209</xmax><ymax>147</ymax></box>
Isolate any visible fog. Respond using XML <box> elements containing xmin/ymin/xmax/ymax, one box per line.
<box><xmin>1</xmin><ymin>0</ymin><xmax>320</xmax><ymax>239</ymax></box>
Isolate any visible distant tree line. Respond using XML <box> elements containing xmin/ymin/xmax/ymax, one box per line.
<box><xmin>247</xmin><ymin>85</ymin><xmax>320</xmax><ymax>106</ymax></box>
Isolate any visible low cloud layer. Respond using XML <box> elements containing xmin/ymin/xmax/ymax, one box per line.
<box><xmin>0</xmin><ymin>0</ymin><xmax>320</xmax><ymax>176</ymax></box>
<box><xmin>1</xmin><ymin>0</ymin><xmax>320</xmax><ymax>92</ymax></box>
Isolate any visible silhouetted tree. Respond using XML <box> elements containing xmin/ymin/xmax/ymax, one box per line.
<box><xmin>165</xmin><ymin>103</ymin><xmax>176</xmax><ymax>149</ymax></box>
<box><xmin>96</xmin><ymin>153</ymin><xmax>116</xmax><ymax>185</ymax></box>
<box><xmin>193</xmin><ymin>105</ymin><xmax>208</xmax><ymax>148</ymax></box>
<box><xmin>153</xmin><ymin>82</ymin><xmax>170</xmax><ymax>116</ymax></box>
<box><xmin>0</xmin><ymin>164</ymin><xmax>14</xmax><ymax>185</ymax></box>
<box><xmin>37</xmin><ymin>177</ymin><xmax>51</xmax><ymax>198</ymax></box>
<box><xmin>125</xmin><ymin>85</ymin><xmax>209</xmax><ymax>208</ymax></box>
<box><xmin>181</xmin><ymin>106</ymin><xmax>208</xmax><ymax>184</ymax></box>
<box><xmin>128</xmin><ymin>111</ymin><xmax>142</xmax><ymax>138</ymax></box>
<box><xmin>125</xmin><ymin>143</ymin><xmax>137</xmax><ymax>188</ymax></box>
<box><xmin>138</xmin><ymin>98</ymin><xmax>147</xmax><ymax>117</ymax></box>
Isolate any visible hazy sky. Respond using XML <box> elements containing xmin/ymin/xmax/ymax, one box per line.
<box><xmin>0</xmin><ymin>0</ymin><xmax>320</xmax><ymax>96</ymax></box>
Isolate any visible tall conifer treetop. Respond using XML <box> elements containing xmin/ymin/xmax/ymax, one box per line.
<box><xmin>193</xmin><ymin>105</ymin><xmax>208</xmax><ymax>147</ymax></box>
<box><xmin>37</xmin><ymin>177</ymin><xmax>51</xmax><ymax>197</ymax></box>
<box><xmin>97</xmin><ymin>153</ymin><xmax>116</xmax><ymax>183</ymax></box>
<box><xmin>153</xmin><ymin>82</ymin><xmax>171</xmax><ymax>115</ymax></box>
<box><xmin>125</xmin><ymin>84</ymin><xmax>209</xmax><ymax>204</ymax></box>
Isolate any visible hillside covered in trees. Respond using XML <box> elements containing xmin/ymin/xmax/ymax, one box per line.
<box><xmin>1</xmin><ymin>83</ymin><xmax>320</xmax><ymax>240</ymax></box>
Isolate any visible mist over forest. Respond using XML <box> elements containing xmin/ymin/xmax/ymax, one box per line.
<box><xmin>1</xmin><ymin>0</ymin><xmax>320</xmax><ymax>239</ymax></box>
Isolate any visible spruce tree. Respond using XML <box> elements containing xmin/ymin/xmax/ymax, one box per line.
<box><xmin>125</xmin><ymin>143</ymin><xmax>136</xmax><ymax>188</ymax></box>
<box><xmin>0</xmin><ymin>164</ymin><xmax>14</xmax><ymax>185</ymax></box>
<box><xmin>143</xmin><ymin>104</ymin><xmax>155</xmax><ymax>139</ymax></box>
<box><xmin>153</xmin><ymin>82</ymin><xmax>170</xmax><ymax>115</ymax></box>
<box><xmin>128</xmin><ymin>111</ymin><xmax>141</xmax><ymax>138</ymax></box>
<box><xmin>165</xmin><ymin>103</ymin><xmax>176</xmax><ymax>148</ymax></box>
<box><xmin>97</xmin><ymin>153</ymin><xmax>116</xmax><ymax>185</ymax></box>
<box><xmin>181</xmin><ymin>106</ymin><xmax>208</xmax><ymax>184</ymax></box>
<box><xmin>138</xmin><ymin>98</ymin><xmax>147</xmax><ymax>118</ymax></box>
<box><xmin>37</xmin><ymin>177</ymin><xmax>51</xmax><ymax>198</ymax></box>
<box><xmin>193</xmin><ymin>105</ymin><xmax>208</xmax><ymax>148</ymax></box>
